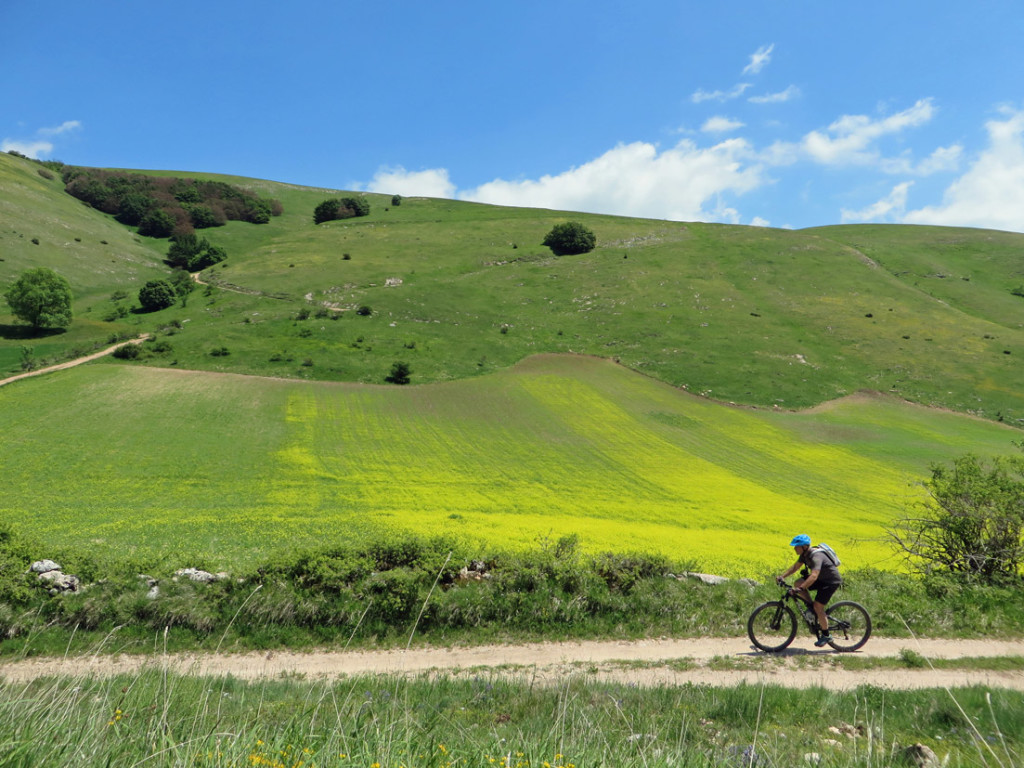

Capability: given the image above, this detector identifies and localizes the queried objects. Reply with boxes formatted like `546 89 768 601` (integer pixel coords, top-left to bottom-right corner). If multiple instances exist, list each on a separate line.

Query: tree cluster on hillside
61 167 282 239
3 267 73 331
543 221 597 256
313 196 371 224
166 233 228 272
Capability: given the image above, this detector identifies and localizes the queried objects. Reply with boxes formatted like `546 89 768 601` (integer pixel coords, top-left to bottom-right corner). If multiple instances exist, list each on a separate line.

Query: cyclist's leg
813 585 839 631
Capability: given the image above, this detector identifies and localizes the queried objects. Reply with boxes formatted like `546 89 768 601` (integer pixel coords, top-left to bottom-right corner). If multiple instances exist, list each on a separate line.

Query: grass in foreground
0 669 1019 767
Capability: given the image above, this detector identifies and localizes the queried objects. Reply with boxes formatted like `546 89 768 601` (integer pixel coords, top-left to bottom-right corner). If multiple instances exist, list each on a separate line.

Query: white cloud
801 99 935 166
459 139 765 223
2 120 81 159
903 107 1024 231
362 165 456 198
38 120 81 137
742 44 774 75
750 216 771 227
915 144 963 175
748 85 801 105
701 116 744 134
880 144 963 175
1 139 54 158
841 182 913 223
691 83 751 104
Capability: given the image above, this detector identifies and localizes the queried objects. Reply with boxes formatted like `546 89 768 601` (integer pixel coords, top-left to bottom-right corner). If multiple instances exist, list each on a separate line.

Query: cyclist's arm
801 568 820 589
778 560 802 581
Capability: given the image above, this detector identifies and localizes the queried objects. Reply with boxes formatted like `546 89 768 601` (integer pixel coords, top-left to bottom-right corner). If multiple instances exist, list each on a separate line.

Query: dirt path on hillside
0 335 149 388
3 637 1023 690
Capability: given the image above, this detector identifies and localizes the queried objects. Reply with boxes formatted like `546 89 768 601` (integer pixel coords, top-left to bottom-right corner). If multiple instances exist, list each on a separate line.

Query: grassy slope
1 354 1017 575
3 154 1024 421
0 156 168 371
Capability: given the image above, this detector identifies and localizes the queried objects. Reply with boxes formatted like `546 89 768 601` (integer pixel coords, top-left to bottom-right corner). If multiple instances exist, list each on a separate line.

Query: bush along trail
2 531 1023 664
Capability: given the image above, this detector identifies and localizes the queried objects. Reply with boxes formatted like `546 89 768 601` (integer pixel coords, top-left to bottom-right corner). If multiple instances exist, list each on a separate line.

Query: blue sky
4 1 1024 231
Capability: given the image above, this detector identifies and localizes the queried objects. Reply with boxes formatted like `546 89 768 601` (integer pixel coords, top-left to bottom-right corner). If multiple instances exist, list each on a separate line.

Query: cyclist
776 534 842 647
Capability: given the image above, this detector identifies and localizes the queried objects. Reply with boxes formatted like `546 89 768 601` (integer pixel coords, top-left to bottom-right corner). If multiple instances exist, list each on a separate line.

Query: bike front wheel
747 601 797 652
825 601 872 651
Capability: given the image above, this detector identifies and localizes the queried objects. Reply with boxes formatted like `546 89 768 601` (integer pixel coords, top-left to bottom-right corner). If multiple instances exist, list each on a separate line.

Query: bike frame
775 581 821 632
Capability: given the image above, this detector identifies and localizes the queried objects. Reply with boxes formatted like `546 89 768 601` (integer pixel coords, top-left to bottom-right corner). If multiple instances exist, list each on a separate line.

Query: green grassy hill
3 152 1024 420
2 151 1023 572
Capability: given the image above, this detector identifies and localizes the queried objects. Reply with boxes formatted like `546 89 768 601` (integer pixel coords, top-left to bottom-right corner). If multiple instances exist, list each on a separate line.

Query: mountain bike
747 580 871 652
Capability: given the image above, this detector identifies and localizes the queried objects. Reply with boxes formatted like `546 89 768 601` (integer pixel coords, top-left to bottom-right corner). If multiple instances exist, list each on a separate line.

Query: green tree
137 209 176 238
189 244 227 271
168 269 195 300
543 222 597 256
186 203 225 229
4 267 73 330
115 192 154 226
385 361 412 385
314 196 371 224
887 451 1024 583
313 199 340 224
138 279 176 312
166 233 203 269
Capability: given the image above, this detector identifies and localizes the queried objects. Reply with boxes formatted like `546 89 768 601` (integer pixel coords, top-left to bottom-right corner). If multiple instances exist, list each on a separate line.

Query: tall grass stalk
899 614 1010 768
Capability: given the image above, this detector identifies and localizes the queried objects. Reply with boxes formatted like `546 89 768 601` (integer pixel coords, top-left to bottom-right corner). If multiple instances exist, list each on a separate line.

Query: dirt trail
3 637 1023 690
0 335 149 388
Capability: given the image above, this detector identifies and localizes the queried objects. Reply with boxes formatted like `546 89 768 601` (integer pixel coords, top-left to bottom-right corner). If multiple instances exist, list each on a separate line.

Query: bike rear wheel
747 601 797 652
825 600 872 651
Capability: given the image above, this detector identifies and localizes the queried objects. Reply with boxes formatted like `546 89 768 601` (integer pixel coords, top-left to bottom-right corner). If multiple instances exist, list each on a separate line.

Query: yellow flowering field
1 354 1018 576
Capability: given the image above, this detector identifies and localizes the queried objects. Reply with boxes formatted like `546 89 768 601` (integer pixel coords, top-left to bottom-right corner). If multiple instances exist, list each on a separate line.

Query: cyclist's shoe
814 633 832 647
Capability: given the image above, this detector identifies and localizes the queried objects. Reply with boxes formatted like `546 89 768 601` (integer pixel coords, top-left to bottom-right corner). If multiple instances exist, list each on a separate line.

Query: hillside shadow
0 324 67 341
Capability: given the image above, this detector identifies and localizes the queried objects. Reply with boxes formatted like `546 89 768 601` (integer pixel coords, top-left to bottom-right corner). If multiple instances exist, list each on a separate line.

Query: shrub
166 235 227 271
313 196 370 224
887 451 1024 584
384 361 411 384
391 194 402 206
138 279 176 312
168 269 195 298
146 339 173 355
112 343 140 360
313 199 339 225
543 221 597 256
188 244 227 271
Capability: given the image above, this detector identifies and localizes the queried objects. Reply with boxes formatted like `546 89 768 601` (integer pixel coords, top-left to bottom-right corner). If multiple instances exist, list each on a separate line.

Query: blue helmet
789 534 811 547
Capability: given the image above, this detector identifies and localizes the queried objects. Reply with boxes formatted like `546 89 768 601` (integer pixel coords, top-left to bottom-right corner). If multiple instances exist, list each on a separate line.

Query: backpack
815 543 841 567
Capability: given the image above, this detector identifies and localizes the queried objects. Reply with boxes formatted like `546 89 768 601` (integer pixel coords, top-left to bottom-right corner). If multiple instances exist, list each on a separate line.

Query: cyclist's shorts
812 583 840 605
